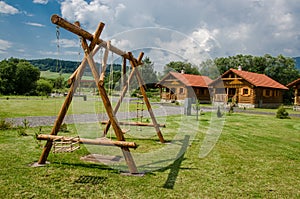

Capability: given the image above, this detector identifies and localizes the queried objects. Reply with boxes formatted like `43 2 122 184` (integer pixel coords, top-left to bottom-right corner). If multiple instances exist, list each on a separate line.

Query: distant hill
28 58 80 73
28 58 122 74
294 57 300 71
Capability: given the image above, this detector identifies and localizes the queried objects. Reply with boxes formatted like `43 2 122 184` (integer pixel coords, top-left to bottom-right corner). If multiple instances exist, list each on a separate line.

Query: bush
0 119 13 130
276 105 290 119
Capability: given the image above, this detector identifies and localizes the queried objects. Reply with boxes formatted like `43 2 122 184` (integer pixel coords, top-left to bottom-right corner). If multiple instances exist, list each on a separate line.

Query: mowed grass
0 112 299 198
40 71 94 80
0 96 151 118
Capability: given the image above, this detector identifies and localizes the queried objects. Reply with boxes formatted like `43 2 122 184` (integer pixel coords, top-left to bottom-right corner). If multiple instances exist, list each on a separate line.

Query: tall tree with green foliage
200 54 299 85
140 57 159 88
15 60 40 95
0 58 40 95
164 61 200 75
0 58 17 94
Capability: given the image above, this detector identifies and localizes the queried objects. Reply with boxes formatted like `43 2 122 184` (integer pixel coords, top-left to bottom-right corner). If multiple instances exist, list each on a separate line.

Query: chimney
181 69 185 74
238 65 242 71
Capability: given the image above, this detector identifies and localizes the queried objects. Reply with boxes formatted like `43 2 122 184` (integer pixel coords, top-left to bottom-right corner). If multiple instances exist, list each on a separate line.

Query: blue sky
1 0 300 67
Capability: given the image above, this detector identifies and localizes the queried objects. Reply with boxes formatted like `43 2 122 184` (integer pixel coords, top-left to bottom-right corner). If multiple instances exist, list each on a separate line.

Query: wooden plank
101 121 166 127
37 134 138 149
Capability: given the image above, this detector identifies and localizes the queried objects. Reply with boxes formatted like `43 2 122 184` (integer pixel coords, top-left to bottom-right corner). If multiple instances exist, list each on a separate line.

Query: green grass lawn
0 96 155 118
40 71 94 80
0 112 299 198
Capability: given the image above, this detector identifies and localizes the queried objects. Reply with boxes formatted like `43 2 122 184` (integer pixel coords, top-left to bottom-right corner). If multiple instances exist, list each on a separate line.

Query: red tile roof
224 69 288 90
287 78 300 88
166 72 213 87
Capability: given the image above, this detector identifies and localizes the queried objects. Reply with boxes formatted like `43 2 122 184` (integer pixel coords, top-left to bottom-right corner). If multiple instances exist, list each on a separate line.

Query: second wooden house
209 68 288 108
156 71 212 103
287 78 300 110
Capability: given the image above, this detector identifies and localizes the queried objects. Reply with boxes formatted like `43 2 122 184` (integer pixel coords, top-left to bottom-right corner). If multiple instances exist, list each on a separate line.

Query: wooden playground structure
36 14 165 174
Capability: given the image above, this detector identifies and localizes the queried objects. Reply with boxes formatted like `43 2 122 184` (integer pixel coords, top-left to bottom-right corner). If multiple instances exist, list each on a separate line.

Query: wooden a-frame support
37 14 165 174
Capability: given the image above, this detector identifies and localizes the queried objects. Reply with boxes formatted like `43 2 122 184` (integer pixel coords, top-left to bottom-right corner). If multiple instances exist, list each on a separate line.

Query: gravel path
6 103 186 127
5 103 300 127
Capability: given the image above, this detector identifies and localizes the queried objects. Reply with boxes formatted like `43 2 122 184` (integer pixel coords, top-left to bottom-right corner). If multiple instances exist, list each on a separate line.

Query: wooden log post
80 38 138 174
102 53 144 136
37 22 104 165
51 14 137 61
37 134 138 149
128 52 165 143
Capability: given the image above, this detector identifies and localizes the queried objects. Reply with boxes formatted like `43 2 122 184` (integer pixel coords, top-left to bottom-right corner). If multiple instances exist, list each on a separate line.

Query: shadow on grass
51 161 119 173
74 175 107 185
158 135 191 189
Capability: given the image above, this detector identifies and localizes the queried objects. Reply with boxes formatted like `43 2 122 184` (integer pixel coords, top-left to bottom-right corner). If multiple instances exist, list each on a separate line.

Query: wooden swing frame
37 14 165 174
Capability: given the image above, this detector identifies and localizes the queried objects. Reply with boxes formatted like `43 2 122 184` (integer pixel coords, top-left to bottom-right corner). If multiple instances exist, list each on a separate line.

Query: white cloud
58 0 300 60
25 22 45 27
0 1 19 14
33 0 48 4
0 39 12 53
52 38 80 48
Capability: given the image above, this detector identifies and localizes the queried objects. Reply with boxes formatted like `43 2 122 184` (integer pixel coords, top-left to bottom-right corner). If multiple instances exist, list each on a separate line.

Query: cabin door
228 88 238 103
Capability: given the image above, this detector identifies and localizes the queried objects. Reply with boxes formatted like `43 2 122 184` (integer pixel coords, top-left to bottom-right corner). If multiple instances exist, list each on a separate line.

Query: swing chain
56 26 61 73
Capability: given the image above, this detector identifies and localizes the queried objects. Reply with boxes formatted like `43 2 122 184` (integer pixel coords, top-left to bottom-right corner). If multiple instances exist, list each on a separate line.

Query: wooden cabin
287 78 300 109
209 68 288 108
156 72 212 103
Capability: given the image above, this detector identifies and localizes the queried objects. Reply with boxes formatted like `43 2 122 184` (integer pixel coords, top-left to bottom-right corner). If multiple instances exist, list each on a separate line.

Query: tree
0 58 40 95
164 61 200 75
0 58 17 94
53 75 66 90
129 57 159 91
140 57 158 88
15 60 40 95
199 59 220 79
36 79 53 96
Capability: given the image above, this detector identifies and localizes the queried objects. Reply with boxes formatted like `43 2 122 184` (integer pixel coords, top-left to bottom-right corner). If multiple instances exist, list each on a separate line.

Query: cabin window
263 89 272 97
274 90 280 97
179 87 184 94
241 87 250 96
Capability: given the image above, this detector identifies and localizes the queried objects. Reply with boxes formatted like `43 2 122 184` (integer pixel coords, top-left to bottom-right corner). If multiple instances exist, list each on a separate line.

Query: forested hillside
28 58 123 74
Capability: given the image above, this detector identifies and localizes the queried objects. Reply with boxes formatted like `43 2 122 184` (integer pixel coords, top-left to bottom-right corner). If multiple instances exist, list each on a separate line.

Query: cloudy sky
1 0 300 67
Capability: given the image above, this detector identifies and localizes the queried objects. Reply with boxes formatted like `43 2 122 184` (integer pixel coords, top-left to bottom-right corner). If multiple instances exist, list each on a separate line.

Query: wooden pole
99 41 110 86
122 57 127 88
102 53 144 136
81 38 138 174
37 134 138 149
128 52 165 143
37 22 104 164
51 14 135 61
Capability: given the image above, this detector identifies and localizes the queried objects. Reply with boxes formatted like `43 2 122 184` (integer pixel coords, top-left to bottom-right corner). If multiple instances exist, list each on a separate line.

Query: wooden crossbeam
51 14 137 61
37 134 138 149
101 121 166 128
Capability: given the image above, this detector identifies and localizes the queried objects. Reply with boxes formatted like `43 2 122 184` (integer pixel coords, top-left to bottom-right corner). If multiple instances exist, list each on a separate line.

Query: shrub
17 127 28 136
0 119 13 130
59 123 69 132
276 105 290 119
